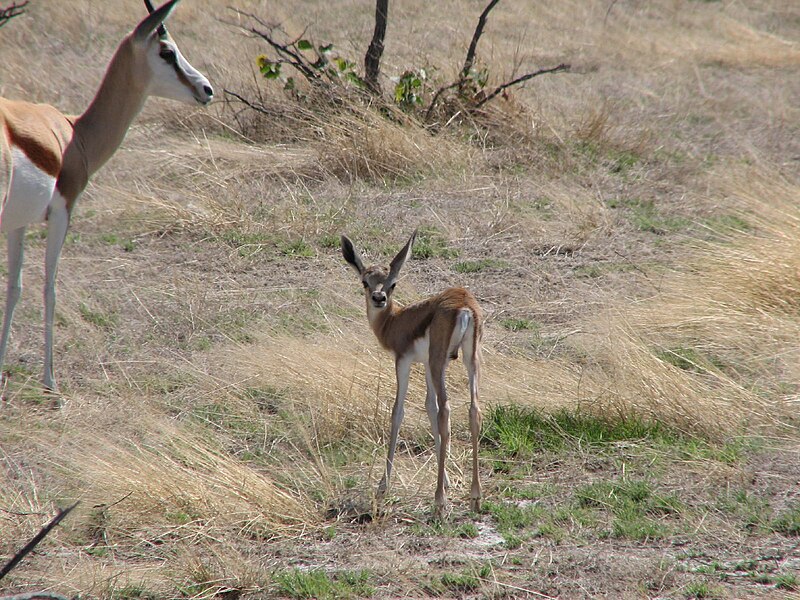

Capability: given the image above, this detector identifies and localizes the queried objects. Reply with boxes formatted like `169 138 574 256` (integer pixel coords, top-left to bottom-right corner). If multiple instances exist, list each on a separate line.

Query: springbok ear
134 0 179 42
143 0 169 38
341 235 365 275
385 230 417 287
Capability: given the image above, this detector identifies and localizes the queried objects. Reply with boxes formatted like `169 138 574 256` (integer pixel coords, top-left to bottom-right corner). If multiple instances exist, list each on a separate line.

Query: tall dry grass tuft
224 83 476 185
567 169 800 436
66 426 316 538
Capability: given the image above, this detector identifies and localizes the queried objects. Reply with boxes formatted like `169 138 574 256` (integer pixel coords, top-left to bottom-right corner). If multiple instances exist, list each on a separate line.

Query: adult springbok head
138 0 213 106
342 231 484 517
0 0 213 394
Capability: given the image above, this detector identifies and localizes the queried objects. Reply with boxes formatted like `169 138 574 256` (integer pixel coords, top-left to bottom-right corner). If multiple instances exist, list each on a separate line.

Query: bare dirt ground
0 1 799 598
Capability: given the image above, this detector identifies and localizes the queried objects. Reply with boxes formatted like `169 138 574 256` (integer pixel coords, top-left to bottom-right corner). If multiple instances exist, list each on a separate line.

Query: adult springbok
0 0 213 392
341 231 483 516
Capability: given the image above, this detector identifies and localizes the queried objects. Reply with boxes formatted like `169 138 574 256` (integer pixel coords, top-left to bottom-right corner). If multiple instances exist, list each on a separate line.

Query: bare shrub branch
461 0 500 80
475 62 571 108
0 1 28 29
426 0 570 124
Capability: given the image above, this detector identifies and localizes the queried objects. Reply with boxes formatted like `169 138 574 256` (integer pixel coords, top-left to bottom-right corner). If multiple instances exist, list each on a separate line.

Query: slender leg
377 355 412 503
0 227 26 387
464 342 483 512
424 364 450 489
43 205 69 393
430 353 451 519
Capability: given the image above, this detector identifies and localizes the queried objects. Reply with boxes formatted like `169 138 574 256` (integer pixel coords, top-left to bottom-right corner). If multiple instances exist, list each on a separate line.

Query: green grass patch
655 346 731 376
575 479 682 540
453 258 509 273
574 262 635 279
220 230 275 257
272 568 374 600
411 227 458 260
683 580 724 599
483 500 544 532
499 317 538 332
772 502 800 536
702 213 752 234
715 489 772 531
482 405 677 458
608 198 689 234
110 585 160 600
279 238 315 258
776 572 799 590
100 232 136 252
79 302 118 330
432 564 491 595
319 234 341 248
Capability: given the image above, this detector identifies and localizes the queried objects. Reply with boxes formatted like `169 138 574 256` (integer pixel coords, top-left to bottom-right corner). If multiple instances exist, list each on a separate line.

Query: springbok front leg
377 355 412 502
0 227 26 388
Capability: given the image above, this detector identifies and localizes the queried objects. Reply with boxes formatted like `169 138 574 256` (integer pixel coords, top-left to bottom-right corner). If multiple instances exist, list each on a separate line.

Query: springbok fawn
0 0 213 392
341 231 483 516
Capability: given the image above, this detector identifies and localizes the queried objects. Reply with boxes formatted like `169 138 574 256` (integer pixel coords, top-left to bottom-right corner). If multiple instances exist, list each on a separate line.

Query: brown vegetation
0 0 798 597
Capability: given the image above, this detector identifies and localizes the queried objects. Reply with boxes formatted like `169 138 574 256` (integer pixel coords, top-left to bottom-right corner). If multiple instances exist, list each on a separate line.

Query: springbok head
133 0 213 106
342 231 417 311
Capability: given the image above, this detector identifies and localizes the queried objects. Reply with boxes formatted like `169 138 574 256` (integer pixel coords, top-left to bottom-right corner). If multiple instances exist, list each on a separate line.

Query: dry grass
1 0 799 597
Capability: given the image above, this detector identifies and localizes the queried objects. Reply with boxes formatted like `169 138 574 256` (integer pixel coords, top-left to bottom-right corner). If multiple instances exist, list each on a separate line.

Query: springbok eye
159 46 176 64
390 282 397 291
362 281 369 289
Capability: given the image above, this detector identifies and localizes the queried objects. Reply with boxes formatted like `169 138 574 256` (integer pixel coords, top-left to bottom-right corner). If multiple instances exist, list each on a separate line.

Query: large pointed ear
341 235 365 276
135 0 179 42
385 230 417 289
143 0 169 38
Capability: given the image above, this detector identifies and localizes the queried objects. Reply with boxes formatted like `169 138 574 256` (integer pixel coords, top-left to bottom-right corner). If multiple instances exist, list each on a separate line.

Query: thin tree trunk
364 0 389 94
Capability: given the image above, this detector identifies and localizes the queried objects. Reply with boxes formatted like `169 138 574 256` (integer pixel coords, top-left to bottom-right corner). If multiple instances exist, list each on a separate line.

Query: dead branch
425 0 571 124
0 1 28 29
227 9 321 83
223 88 271 116
461 0 500 80
475 62 570 108
364 0 389 94
0 502 78 583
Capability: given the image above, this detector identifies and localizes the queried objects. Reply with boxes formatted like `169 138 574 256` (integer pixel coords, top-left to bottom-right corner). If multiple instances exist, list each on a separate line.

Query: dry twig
0 1 27 29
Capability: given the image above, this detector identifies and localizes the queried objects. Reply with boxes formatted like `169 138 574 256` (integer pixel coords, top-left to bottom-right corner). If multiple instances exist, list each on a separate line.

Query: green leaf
297 39 313 50
284 77 295 91
319 43 334 54
335 57 348 72
345 72 364 87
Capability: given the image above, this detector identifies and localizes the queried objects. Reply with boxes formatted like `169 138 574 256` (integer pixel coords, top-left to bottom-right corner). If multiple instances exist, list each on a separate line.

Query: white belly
0 148 56 232
403 309 473 365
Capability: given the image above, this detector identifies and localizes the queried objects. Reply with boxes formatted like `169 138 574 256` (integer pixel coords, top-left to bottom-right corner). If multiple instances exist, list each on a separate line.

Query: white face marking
1 148 57 232
146 37 213 105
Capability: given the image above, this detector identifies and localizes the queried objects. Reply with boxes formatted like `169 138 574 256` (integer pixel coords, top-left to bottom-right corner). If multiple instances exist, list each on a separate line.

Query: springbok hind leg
424 364 450 490
463 343 483 512
42 203 69 394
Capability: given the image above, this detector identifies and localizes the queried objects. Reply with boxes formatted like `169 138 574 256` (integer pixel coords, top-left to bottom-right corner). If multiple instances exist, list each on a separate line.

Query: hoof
470 497 481 513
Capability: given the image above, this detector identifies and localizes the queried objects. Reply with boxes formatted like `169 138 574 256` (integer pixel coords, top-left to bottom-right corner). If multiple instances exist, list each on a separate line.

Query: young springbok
341 231 483 516
0 0 213 392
